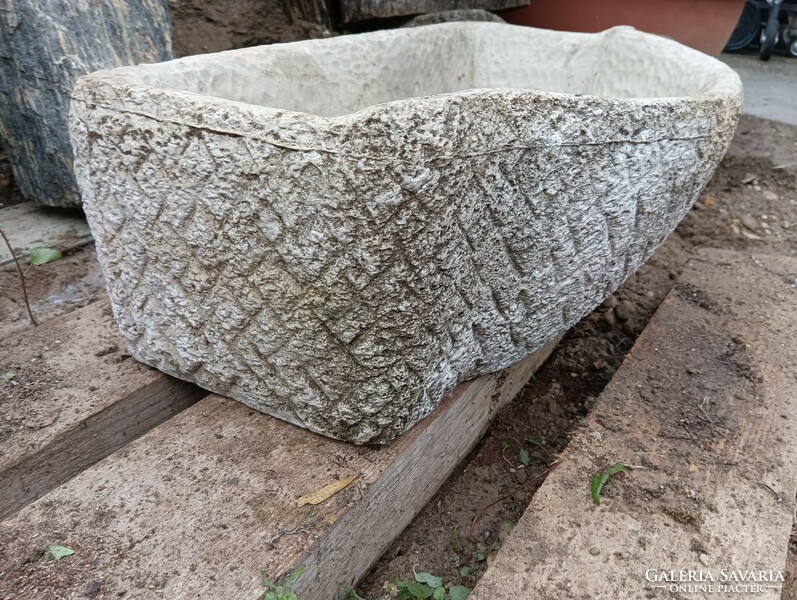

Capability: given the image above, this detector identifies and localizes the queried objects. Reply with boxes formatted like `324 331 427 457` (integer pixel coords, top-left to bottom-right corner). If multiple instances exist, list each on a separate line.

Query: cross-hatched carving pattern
71 85 739 443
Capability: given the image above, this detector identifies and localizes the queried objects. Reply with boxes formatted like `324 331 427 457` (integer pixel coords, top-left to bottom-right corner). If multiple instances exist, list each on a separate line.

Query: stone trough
69 23 742 444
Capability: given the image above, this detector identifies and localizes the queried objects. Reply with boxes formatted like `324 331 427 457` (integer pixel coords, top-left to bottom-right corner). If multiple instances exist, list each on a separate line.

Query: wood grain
0 338 559 599
0 299 206 519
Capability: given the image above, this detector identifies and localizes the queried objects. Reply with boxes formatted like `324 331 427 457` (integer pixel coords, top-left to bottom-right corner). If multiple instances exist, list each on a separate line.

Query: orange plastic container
502 0 746 55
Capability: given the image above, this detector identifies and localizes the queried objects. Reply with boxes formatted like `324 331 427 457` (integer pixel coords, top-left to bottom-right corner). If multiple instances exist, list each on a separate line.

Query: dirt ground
0 247 105 340
167 0 331 57
0 147 99 340
356 115 797 598
0 115 795 598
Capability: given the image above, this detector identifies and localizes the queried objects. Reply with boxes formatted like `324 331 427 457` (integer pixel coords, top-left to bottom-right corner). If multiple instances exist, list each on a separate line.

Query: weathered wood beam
0 299 206 519
0 338 559 599
472 249 797 598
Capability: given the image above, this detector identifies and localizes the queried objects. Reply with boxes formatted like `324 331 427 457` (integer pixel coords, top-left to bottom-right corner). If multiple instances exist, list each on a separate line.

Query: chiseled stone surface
70 23 742 443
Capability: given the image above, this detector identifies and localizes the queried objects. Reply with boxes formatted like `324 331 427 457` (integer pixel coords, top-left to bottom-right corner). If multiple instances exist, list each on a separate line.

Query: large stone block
0 0 172 207
69 23 742 444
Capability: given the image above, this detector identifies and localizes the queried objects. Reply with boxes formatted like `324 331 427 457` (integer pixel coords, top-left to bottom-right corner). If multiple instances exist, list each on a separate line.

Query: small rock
753 185 762 191
699 554 711 567
740 214 760 231
601 295 618 309
622 300 636 314
614 303 630 322
645 290 655 299
85 580 101 598
603 309 616 326
762 190 779 201
589 547 600 556
593 359 608 370
701 195 718 207
741 173 756 184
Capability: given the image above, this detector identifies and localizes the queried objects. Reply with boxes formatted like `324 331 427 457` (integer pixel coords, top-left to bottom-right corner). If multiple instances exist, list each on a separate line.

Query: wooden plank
471 249 797 600
0 299 206 520
0 338 559 599
341 0 528 24
0 203 92 267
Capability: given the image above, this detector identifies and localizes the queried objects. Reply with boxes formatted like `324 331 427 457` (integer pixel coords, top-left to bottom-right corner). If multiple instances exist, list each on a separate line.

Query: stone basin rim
71 86 742 163
72 85 739 127
72 23 742 125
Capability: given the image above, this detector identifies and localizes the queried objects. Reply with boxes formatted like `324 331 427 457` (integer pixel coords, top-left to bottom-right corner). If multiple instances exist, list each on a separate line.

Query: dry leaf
702 195 718 207
296 474 359 507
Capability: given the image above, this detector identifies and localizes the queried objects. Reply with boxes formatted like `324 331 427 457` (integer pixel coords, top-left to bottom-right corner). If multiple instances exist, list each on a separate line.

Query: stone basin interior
119 23 731 118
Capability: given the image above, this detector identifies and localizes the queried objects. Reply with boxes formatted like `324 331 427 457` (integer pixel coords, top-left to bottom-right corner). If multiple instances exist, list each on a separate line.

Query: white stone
69 23 742 443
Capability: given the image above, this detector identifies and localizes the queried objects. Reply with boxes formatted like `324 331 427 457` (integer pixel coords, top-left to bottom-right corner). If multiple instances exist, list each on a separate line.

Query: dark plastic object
760 0 782 59
725 0 761 50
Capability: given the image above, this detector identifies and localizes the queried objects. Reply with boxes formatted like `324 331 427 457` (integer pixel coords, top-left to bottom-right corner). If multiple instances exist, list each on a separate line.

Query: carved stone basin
70 23 742 444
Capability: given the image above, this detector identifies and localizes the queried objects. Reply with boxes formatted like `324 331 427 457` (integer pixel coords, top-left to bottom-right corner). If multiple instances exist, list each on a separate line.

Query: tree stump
0 0 172 207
